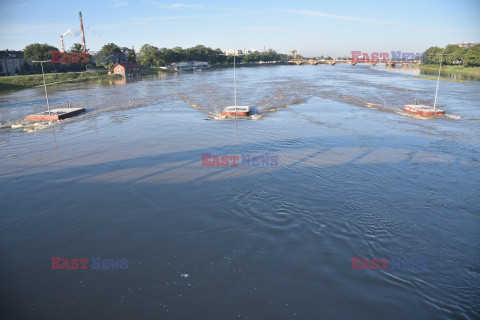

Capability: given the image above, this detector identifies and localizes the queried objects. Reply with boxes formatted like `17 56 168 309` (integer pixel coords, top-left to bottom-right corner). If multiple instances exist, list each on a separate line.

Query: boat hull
404 105 444 117
25 108 86 121
222 106 250 117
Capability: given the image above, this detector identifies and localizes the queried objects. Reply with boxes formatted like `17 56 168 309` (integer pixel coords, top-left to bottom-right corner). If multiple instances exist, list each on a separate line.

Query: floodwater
0 65 479 319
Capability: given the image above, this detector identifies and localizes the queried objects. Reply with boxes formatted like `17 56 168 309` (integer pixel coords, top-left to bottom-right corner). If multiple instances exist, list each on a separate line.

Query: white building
456 42 475 48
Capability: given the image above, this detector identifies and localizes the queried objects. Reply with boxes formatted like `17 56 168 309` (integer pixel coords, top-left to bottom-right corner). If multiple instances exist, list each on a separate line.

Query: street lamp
32 60 51 114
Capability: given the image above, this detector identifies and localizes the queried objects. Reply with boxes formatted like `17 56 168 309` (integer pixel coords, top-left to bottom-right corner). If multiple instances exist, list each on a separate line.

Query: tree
96 43 122 69
23 43 59 73
138 44 160 66
442 44 466 65
463 44 480 67
422 46 443 64
24 43 58 61
127 47 137 63
70 43 85 53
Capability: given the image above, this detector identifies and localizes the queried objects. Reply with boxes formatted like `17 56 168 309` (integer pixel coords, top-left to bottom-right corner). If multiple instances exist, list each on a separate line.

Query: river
0 65 479 319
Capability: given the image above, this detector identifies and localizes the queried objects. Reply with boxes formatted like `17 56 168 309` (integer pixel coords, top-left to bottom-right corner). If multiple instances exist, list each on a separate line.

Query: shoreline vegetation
418 64 480 79
0 67 178 92
0 70 122 92
1 42 477 93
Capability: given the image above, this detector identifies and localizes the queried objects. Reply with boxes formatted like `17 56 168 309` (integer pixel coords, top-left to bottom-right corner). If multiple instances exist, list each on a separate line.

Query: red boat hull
404 105 444 117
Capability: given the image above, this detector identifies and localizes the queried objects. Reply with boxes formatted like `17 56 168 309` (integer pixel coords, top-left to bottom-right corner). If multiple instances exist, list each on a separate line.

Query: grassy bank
419 64 480 78
0 70 122 92
407 76 469 83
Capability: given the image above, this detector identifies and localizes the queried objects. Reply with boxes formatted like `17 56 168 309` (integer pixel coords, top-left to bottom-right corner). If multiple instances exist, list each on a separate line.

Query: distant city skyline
0 0 479 57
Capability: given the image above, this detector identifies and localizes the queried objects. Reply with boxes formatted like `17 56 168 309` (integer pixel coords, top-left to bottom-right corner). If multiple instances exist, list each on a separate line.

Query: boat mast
430 52 453 111
32 60 51 115
234 52 237 107
433 54 443 111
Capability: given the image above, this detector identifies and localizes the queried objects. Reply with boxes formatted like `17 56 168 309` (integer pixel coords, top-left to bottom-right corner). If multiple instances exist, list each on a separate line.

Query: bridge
287 59 420 67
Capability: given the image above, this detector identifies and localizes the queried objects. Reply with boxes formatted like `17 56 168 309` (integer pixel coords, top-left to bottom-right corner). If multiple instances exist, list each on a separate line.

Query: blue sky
0 0 479 56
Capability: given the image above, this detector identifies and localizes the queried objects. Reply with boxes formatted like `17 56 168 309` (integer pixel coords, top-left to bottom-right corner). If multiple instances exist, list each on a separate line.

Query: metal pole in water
33 60 51 115
234 51 238 139
41 62 51 115
234 53 237 107
433 54 443 111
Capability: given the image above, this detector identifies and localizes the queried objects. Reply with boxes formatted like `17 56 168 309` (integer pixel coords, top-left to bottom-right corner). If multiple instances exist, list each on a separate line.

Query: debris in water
180 273 189 278
11 123 24 129
446 114 461 119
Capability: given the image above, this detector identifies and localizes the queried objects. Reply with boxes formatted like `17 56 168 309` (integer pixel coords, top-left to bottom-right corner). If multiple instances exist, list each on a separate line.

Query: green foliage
136 44 283 66
70 43 85 53
24 43 58 62
101 43 121 55
442 44 466 65
463 44 480 67
242 49 281 63
127 48 137 63
138 44 161 66
422 46 443 64
23 43 59 73
0 70 117 92
423 44 479 66
97 43 122 69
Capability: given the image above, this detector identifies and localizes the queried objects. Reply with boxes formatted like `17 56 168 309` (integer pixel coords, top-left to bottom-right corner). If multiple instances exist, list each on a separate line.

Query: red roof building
112 63 141 77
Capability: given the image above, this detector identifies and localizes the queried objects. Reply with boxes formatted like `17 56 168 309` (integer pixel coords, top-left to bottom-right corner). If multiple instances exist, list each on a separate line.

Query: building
0 50 25 76
224 49 260 56
224 49 244 56
289 49 299 57
169 61 211 71
112 63 141 77
456 42 475 48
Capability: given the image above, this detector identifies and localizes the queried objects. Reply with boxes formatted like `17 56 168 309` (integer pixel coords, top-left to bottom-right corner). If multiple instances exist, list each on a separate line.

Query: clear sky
0 0 479 56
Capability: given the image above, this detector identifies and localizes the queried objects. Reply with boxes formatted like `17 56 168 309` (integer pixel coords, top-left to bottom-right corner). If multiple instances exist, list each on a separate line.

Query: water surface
0 65 479 319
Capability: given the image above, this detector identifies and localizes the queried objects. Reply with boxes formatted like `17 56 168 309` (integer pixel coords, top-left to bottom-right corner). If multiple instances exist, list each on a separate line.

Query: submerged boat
222 106 250 117
404 104 444 117
25 107 86 121
404 53 449 117
221 49 250 118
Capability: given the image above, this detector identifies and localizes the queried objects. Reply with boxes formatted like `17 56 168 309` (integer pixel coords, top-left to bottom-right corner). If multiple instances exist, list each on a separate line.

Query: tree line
136 44 287 67
422 44 480 66
7 42 288 76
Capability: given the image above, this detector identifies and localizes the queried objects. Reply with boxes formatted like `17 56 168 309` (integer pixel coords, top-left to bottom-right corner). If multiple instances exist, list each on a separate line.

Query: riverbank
0 71 122 93
419 64 480 79
0 68 181 93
